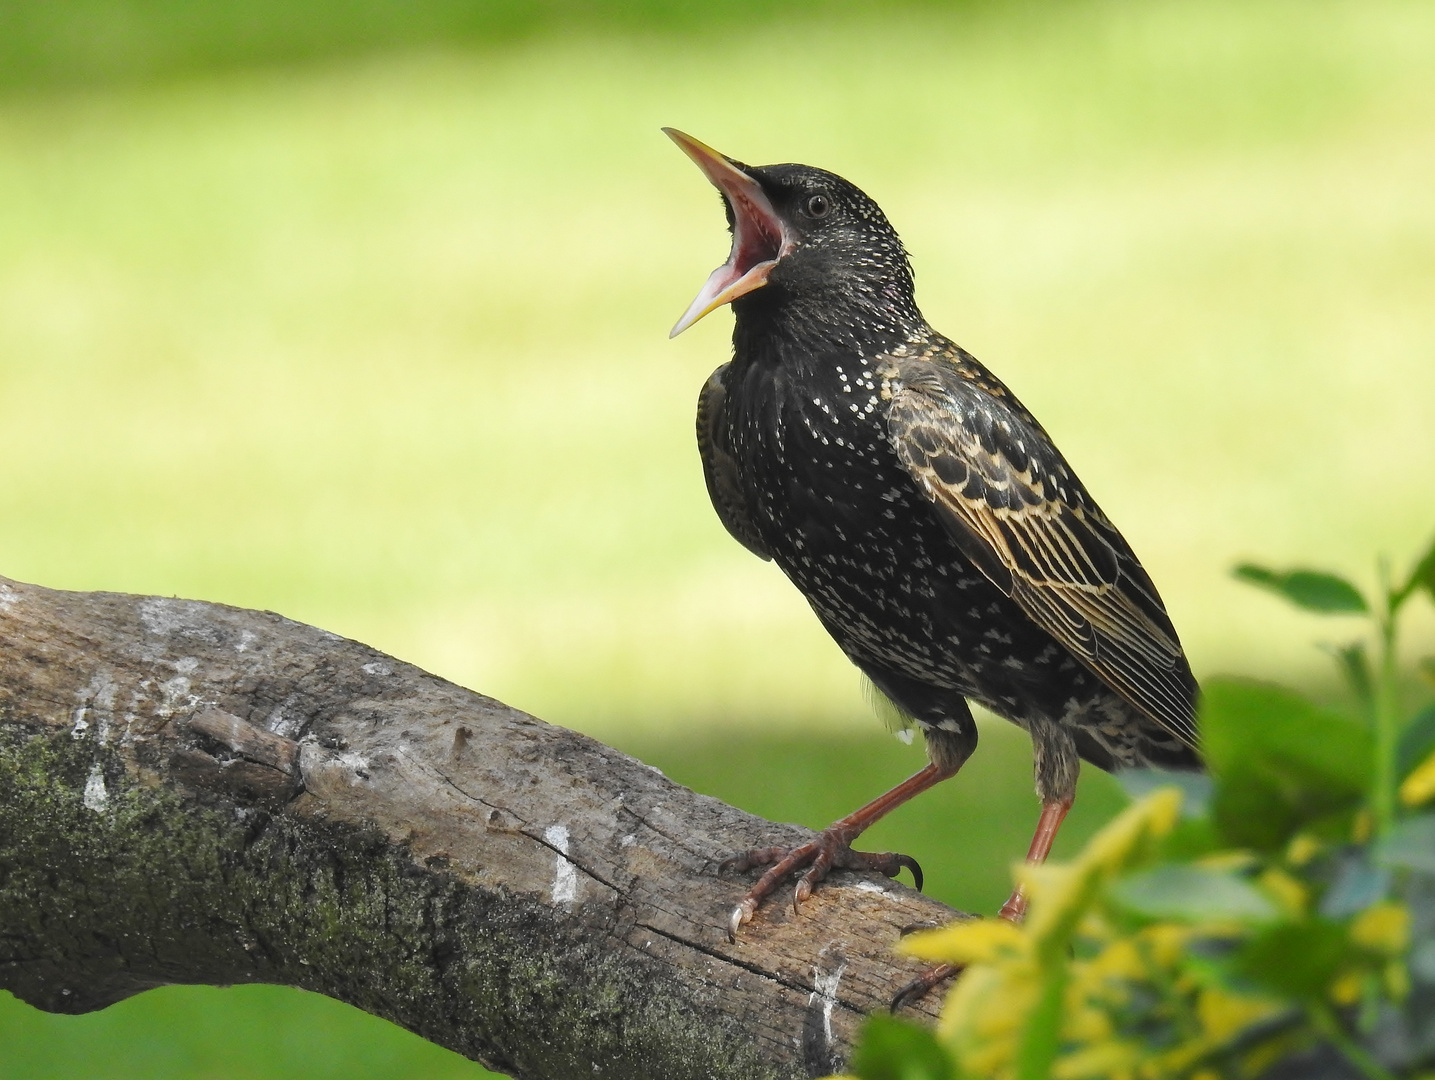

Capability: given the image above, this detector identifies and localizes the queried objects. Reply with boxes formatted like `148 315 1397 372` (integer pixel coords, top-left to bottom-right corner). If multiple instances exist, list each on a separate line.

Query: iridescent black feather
695 160 1200 804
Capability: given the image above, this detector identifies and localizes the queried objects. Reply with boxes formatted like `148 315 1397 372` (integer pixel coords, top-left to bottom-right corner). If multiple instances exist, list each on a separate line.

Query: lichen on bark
0 576 954 1080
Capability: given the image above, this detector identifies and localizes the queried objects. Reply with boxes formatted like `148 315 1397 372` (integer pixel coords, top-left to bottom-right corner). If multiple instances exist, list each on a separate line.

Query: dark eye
805 193 831 218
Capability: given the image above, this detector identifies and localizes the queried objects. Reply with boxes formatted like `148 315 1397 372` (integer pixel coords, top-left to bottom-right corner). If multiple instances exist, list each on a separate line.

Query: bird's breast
721 353 1010 690
728 354 912 536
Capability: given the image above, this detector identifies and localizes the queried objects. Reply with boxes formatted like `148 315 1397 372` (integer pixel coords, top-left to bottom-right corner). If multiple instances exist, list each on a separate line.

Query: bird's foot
720 827 923 940
891 963 961 1011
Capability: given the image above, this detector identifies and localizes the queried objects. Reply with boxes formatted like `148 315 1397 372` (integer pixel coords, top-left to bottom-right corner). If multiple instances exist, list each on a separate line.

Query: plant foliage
840 534 1435 1080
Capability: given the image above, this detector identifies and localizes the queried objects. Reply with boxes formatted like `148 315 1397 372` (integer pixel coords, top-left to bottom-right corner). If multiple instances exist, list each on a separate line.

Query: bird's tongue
666 128 791 337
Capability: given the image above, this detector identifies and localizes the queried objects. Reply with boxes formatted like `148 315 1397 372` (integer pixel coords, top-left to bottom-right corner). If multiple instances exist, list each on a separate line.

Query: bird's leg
722 761 957 940
893 796 1074 1010
997 796 1073 922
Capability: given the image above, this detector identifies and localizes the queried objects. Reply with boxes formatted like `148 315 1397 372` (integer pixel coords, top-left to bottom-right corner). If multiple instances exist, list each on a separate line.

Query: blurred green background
1 0 1433 1076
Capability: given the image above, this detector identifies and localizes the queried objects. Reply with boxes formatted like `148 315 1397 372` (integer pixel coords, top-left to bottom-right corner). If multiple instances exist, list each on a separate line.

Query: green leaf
1401 534 1435 606
1113 864 1279 923
1322 640 1374 713
1398 702 1435 781
1015 966 1066 1080
1374 813 1435 874
1156 816 1223 862
1210 764 1303 851
1234 564 1368 614
850 1013 957 1080
1201 679 1375 850
1419 657 1435 687
1232 920 1350 1000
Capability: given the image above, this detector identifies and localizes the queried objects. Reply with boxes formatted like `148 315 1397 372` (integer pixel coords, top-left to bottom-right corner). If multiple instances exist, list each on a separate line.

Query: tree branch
0 576 957 1080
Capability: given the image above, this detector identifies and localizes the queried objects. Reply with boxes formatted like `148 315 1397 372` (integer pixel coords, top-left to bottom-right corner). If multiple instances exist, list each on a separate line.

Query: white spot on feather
0 583 17 612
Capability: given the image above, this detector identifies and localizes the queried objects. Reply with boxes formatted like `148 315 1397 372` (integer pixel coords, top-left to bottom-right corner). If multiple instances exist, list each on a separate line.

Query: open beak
665 128 793 337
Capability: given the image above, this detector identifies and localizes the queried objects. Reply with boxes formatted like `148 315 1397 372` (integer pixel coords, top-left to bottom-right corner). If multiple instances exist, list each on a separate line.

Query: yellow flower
901 916 1024 966
1257 868 1308 918
1351 901 1410 956
1143 923 1196 969
1400 747 1435 807
1352 809 1373 844
1286 833 1322 866
1062 998 1115 1044
1329 969 1363 1006
1080 790 1182 874
1196 850 1258 873
1052 1040 1142 1079
1197 986 1284 1044
1385 959 1411 1002
1145 1038 1215 1077
930 792 1185 1079
1082 937 1147 983
939 960 1041 1077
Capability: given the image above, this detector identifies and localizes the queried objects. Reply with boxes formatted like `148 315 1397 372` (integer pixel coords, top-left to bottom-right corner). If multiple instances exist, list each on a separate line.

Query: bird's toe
890 963 961 1012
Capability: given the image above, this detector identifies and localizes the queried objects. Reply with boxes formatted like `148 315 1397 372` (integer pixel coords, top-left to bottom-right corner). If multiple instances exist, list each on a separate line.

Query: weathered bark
0 576 958 1080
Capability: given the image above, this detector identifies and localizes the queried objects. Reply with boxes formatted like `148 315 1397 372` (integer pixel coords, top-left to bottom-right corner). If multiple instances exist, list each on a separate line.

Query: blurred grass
1 0 1434 1077
0 985 484 1079
0 0 980 92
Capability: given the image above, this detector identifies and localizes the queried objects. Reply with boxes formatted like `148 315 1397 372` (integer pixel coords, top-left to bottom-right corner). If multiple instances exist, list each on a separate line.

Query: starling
665 129 1200 944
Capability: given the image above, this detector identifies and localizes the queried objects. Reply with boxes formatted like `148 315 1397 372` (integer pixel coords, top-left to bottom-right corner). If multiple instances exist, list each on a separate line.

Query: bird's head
665 129 921 344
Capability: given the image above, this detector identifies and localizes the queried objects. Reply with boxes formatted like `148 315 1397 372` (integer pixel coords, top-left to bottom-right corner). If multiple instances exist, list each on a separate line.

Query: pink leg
998 797 1073 921
724 762 958 939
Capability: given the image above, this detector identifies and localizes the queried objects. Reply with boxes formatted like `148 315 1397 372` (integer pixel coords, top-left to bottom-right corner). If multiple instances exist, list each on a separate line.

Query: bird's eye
805 194 831 218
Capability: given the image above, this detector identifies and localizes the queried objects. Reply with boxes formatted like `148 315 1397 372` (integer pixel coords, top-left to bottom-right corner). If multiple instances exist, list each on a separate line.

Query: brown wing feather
698 365 771 561
886 356 1198 747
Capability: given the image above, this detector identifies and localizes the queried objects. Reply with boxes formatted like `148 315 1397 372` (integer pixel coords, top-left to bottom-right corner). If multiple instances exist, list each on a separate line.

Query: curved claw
793 849 835 912
793 877 812 911
890 963 961 1012
857 850 924 891
727 897 757 942
897 853 923 892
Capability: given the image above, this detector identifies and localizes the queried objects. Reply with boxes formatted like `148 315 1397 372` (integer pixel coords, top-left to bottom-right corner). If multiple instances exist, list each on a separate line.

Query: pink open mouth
665 129 794 337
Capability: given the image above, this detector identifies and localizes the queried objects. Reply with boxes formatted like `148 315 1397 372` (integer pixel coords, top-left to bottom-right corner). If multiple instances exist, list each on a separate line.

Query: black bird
665 129 1200 942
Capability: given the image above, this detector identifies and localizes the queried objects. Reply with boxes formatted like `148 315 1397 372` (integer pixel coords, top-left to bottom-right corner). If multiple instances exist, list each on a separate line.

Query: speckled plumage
693 161 1200 806
668 133 1199 938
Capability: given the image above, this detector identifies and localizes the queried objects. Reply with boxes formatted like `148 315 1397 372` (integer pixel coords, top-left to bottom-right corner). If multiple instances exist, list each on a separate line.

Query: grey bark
0 575 958 1080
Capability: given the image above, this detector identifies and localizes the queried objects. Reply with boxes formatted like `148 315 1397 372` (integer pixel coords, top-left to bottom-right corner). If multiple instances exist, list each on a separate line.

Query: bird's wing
697 364 771 560
886 357 1197 746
